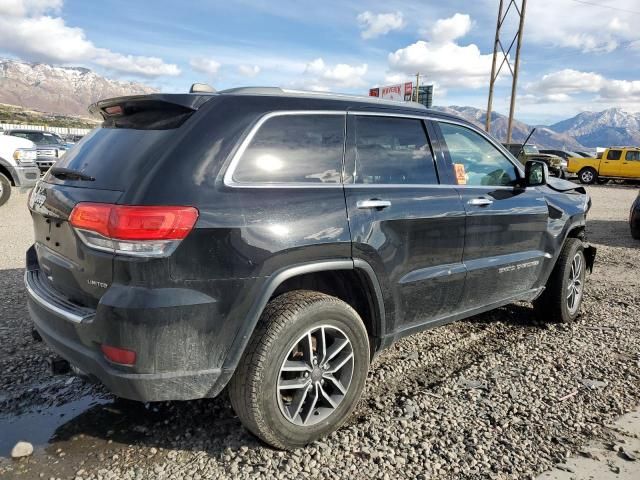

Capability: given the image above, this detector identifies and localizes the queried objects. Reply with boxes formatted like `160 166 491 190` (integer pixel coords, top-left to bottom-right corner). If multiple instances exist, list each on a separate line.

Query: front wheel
534 238 587 323
578 168 597 184
228 290 370 450
0 173 11 207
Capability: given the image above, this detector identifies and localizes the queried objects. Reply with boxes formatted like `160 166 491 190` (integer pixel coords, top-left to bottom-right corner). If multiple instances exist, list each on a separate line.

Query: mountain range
0 59 156 118
1 58 639 149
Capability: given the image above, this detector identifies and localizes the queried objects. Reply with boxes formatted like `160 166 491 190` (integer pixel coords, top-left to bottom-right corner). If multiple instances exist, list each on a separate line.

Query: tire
578 168 597 184
228 290 370 450
0 172 11 207
533 238 586 323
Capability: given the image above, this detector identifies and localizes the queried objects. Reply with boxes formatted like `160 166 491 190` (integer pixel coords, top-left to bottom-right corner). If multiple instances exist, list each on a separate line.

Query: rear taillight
101 344 136 366
69 203 198 257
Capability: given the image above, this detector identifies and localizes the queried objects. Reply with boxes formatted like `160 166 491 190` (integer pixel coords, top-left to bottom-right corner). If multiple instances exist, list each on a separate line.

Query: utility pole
486 0 528 143
415 72 421 103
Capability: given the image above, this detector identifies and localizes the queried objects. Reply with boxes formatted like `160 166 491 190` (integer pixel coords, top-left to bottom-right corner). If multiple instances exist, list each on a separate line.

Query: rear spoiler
89 94 216 129
89 93 215 118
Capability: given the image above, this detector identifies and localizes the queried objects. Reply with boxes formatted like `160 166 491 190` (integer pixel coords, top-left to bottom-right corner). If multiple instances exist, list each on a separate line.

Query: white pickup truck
0 133 40 206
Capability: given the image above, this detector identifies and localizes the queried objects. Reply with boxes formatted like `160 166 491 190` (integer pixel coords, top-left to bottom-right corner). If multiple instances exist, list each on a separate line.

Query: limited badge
454 163 466 185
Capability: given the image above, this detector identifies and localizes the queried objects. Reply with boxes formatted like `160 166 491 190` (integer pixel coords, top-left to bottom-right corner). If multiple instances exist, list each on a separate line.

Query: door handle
468 198 493 207
357 199 391 209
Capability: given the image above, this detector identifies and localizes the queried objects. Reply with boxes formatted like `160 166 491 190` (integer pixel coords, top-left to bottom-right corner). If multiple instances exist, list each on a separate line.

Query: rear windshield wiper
49 167 95 181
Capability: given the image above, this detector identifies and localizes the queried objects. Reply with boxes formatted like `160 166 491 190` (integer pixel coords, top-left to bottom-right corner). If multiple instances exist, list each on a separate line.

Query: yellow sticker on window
454 163 466 185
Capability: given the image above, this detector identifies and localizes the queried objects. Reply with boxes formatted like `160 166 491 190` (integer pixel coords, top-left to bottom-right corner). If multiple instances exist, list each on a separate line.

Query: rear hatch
28 94 213 307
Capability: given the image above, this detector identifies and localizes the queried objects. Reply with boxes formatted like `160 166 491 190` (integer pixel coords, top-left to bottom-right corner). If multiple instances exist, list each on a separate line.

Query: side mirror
524 160 548 187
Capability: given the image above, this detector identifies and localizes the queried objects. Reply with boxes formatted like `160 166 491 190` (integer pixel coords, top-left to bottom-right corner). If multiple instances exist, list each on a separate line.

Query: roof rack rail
216 86 428 110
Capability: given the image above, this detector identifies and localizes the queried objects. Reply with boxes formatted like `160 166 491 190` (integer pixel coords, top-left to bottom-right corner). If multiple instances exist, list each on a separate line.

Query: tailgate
28 181 122 308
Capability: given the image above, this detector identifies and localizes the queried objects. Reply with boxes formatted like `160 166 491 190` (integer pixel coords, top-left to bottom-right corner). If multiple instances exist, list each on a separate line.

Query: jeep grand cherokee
25 87 596 449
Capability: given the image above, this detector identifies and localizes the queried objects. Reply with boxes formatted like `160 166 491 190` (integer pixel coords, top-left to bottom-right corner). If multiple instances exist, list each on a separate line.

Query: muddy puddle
0 393 111 457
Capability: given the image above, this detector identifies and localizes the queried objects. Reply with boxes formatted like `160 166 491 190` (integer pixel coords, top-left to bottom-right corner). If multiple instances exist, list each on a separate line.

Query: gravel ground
0 185 639 479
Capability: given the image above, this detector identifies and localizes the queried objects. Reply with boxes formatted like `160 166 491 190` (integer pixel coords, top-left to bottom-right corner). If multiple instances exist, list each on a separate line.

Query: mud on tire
228 290 370 450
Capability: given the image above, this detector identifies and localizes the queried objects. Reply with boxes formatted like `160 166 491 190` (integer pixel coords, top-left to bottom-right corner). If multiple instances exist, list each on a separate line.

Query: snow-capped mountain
549 108 640 148
434 106 585 150
0 59 157 118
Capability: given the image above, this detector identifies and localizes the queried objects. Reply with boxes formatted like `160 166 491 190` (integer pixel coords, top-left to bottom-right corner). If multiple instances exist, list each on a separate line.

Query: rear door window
353 115 438 185
232 114 345 184
625 151 640 161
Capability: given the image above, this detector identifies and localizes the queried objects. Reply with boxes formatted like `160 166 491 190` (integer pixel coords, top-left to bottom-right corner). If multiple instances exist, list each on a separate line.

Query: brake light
69 203 198 257
101 344 136 365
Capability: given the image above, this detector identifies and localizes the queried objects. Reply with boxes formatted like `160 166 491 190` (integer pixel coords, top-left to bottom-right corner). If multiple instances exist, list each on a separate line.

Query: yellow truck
567 147 640 184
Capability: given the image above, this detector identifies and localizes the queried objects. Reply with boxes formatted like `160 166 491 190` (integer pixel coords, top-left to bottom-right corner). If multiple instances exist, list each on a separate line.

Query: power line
568 0 640 16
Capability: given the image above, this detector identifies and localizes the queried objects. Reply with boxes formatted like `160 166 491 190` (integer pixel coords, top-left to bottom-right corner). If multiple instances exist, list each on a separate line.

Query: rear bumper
25 262 230 402
29 297 223 401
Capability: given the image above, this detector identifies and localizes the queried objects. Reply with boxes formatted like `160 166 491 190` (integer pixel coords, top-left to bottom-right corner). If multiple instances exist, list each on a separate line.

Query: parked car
4 129 69 173
567 147 640 184
25 87 596 449
502 143 564 177
574 151 593 158
539 149 586 176
0 133 39 206
631 191 640 240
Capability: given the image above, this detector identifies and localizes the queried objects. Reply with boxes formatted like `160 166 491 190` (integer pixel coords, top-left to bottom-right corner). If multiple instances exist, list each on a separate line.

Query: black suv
25 88 596 449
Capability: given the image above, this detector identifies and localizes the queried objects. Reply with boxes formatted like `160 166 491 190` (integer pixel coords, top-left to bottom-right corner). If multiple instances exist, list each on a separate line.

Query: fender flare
218 258 386 381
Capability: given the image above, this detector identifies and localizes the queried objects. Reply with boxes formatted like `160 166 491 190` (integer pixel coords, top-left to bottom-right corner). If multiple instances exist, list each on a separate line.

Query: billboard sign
369 82 415 101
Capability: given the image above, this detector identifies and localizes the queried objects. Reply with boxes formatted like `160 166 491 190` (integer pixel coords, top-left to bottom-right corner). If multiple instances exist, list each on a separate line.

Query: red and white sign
369 82 414 101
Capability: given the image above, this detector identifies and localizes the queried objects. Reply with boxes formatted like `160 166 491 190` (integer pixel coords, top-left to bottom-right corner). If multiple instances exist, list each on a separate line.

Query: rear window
47 127 179 190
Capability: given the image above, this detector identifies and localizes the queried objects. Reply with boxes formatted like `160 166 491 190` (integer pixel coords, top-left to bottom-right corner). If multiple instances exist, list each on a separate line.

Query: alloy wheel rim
567 252 584 314
582 171 593 182
277 325 354 426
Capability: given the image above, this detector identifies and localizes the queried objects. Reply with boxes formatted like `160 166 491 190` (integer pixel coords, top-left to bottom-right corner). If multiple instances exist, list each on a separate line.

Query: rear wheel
0 173 11 207
228 290 370 450
534 238 586 323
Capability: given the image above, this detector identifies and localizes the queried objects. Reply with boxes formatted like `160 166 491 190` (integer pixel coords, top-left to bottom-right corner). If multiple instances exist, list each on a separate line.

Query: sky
0 0 639 124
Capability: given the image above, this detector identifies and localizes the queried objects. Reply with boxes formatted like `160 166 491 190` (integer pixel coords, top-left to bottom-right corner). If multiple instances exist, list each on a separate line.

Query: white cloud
525 0 640 53
304 57 368 89
237 64 260 77
386 13 492 90
429 13 472 43
189 57 221 76
388 41 493 89
0 0 61 17
526 69 640 104
357 11 404 39
383 73 408 85
0 0 180 77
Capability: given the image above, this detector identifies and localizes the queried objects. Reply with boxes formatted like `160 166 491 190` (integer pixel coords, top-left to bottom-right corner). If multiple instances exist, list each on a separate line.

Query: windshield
522 145 539 154
11 131 64 145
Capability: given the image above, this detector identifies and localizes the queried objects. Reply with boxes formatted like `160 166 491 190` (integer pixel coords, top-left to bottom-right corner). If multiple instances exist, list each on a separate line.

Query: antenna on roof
189 83 216 93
